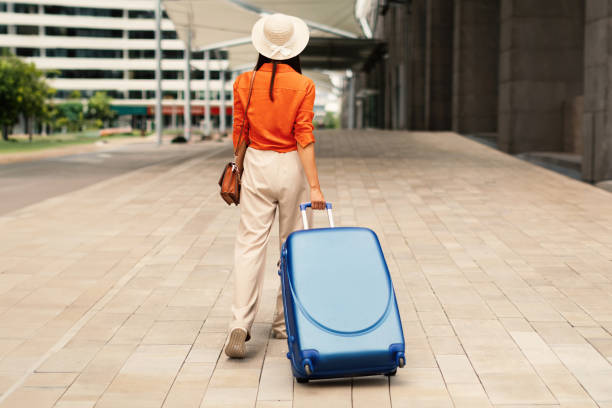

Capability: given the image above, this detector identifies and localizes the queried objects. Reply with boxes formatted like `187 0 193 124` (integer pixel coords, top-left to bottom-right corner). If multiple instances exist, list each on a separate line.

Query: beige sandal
224 328 248 358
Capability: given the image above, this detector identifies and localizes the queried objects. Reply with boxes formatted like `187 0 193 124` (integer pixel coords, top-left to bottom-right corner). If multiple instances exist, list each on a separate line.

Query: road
0 141 231 216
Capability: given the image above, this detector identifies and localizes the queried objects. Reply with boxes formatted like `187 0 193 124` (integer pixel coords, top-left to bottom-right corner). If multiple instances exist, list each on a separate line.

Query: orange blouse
232 63 315 153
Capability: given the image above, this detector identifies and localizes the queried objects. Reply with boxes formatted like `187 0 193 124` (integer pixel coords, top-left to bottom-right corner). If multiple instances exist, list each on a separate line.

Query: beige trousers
230 148 310 339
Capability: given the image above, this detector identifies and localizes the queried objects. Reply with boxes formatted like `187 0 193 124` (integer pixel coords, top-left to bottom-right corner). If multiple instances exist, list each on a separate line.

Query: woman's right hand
310 186 326 210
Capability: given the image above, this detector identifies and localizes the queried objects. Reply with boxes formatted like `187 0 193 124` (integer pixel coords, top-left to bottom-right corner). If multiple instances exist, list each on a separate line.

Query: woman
225 13 326 358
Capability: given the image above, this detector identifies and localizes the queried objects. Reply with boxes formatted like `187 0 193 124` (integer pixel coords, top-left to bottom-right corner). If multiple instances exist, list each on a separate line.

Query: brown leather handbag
219 70 256 205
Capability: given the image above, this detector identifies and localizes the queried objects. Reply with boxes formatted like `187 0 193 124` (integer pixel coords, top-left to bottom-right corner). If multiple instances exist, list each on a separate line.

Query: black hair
255 54 302 101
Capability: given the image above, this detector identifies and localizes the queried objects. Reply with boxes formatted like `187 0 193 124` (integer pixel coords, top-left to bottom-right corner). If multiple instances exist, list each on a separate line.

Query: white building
0 0 230 130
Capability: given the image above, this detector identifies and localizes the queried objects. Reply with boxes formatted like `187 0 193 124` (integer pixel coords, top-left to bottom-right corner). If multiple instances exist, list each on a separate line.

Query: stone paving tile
162 362 214 408
1 131 612 407
352 377 391 408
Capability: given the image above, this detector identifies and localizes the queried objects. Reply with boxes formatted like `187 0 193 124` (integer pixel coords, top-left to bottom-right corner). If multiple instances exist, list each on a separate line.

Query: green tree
20 62 55 140
323 111 340 129
86 91 116 128
0 52 23 140
0 51 54 140
56 91 84 132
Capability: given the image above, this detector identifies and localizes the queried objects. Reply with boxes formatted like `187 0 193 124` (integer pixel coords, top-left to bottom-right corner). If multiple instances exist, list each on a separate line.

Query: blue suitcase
279 202 405 383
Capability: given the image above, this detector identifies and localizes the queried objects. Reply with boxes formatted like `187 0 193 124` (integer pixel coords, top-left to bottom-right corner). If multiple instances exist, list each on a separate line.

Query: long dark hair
255 54 302 101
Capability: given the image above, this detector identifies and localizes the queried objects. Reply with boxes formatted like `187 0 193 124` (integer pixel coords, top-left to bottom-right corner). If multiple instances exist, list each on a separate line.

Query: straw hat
251 13 310 60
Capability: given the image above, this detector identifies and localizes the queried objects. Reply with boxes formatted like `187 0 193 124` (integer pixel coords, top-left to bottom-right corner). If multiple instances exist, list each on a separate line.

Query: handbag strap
234 69 257 156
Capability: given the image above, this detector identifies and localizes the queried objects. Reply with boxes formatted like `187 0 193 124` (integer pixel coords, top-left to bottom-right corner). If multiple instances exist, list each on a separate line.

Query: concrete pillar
410 0 427 129
348 71 355 130
583 1 612 182
452 0 500 134
382 4 409 130
425 0 454 130
498 0 584 154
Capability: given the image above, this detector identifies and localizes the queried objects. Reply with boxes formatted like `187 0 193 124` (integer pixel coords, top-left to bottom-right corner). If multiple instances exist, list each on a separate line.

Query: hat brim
251 15 310 61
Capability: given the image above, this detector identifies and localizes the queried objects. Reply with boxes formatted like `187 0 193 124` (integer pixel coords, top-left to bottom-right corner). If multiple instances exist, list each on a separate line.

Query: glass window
145 90 155 99
128 9 154 19
54 90 70 98
43 6 122 17
128 30 154 39
128 49 155 59
15 47 40 57
210 50 228 60
46 48 123 58
52 69 123 79
209 70 220 80
162 49 183 59
129 70 154 79
16 25 39 35
127 30 177 39
0 3 7 12
162 10 168 18
45 26 123 38
163 90 178 99
104 90 124 99
192 70 204 80
13 3 38 13
0 25 7 34
162 70 183 80
128 90 143 99
162 30 177 39
191 50 228 60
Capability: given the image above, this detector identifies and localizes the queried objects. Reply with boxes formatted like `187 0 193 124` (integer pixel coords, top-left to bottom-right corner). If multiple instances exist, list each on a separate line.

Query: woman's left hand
310 186 326 210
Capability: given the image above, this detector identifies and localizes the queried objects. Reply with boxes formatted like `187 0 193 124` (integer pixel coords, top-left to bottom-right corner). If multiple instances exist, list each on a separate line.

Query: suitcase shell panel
280 226 405 380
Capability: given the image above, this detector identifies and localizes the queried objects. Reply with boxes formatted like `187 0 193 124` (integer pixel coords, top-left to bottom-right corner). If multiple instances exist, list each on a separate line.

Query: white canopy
164 0 260 50
164 0 364 54
236 0 362 38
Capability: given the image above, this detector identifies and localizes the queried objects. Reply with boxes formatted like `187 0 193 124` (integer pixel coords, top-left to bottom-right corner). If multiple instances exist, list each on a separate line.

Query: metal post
204 50 211 137
220 68 226 135
184 26 192 141
154 0 163 145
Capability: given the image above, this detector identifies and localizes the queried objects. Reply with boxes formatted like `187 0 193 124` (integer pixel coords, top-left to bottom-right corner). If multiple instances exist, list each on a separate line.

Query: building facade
354 0 611 184
0 0 232 131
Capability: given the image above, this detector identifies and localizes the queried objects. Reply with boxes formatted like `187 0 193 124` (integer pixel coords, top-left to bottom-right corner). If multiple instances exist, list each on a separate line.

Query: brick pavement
0 130 611 407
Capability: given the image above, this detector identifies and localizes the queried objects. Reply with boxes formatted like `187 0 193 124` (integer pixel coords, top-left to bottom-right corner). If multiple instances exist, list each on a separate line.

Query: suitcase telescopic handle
299 202 334 230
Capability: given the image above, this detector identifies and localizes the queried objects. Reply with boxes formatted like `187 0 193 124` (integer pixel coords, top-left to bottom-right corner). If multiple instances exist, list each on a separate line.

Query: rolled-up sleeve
294 80 315 147
232 75 249 151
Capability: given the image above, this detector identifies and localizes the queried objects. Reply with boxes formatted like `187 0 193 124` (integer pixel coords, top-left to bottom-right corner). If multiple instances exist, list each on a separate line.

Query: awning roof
300 37 383 70
234 0 362 38
164 0 258 49
164 0 365 51
164 0 379 71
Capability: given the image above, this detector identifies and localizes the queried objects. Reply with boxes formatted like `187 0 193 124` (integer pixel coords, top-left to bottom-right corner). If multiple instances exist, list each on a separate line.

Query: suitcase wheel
398 356 406 368
385 368 397 377
304 363 313 376
296 377 309 383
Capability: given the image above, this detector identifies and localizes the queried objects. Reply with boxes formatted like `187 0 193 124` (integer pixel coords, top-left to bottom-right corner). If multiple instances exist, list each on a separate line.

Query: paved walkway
0 130 611 408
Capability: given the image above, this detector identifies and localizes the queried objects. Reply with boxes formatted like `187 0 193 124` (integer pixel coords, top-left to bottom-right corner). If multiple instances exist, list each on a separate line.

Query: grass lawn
0 130 146 154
